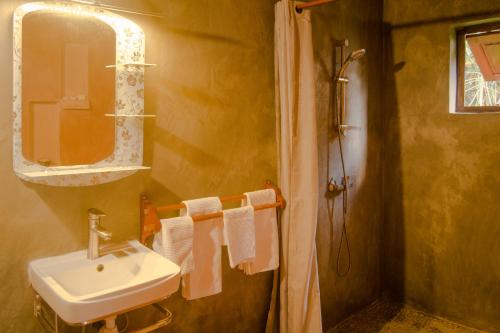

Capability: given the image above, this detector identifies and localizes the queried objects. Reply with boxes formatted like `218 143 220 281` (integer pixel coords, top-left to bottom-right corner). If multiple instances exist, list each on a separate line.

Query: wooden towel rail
139 180 286 244
295 0 339 11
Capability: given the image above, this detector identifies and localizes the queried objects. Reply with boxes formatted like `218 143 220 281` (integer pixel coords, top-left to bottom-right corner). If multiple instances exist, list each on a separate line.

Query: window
456 23 500 113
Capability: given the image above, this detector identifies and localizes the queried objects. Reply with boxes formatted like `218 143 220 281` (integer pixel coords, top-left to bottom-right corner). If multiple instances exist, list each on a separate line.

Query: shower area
307 0 500 332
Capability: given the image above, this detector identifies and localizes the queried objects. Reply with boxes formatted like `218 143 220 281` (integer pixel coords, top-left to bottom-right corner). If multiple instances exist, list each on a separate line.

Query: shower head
347 48 366 62
337 48 366 78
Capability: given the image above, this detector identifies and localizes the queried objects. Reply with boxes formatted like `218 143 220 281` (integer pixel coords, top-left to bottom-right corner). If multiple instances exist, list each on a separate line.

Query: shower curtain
269 1 322 332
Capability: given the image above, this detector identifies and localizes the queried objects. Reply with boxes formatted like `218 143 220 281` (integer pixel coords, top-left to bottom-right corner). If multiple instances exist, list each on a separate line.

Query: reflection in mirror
22 12 116 166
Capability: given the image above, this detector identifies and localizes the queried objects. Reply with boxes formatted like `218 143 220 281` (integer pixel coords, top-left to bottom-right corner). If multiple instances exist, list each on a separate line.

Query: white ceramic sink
28 240 180 324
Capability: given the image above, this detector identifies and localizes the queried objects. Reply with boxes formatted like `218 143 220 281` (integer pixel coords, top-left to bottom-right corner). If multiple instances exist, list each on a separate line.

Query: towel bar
139 180 286 244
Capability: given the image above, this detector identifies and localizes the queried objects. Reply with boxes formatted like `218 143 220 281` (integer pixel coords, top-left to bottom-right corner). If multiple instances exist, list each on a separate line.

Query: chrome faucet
87 208 112 260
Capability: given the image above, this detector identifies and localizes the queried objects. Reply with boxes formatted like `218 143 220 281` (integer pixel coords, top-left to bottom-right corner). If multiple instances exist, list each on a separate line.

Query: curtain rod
295 0 340 13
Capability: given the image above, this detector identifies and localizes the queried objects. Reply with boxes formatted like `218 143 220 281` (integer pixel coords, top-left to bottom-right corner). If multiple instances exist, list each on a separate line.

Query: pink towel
180 197 223 300
240 189 279 274
223 206 256 268
152 216 194 276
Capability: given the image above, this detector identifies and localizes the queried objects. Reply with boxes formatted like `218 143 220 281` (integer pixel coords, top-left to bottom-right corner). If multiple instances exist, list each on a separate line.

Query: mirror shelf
104 114 157 118
19 165 150 187
21 165 150 178
13 2 150 186
105 63 157 69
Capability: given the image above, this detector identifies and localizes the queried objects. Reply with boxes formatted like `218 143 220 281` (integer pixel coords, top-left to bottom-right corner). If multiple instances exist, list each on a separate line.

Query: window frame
456 22 500 113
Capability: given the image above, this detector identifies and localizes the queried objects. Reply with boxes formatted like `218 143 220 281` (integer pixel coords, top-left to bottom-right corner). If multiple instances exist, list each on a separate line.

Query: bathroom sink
28 240 180 324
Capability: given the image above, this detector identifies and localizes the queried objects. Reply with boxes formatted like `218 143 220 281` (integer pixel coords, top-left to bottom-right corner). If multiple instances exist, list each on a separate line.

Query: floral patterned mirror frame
13 2 148 186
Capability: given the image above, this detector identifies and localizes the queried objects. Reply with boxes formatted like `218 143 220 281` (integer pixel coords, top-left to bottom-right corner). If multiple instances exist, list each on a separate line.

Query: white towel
152 216 194 276
223 206 256 268
180 197 223 300
240 189 279 274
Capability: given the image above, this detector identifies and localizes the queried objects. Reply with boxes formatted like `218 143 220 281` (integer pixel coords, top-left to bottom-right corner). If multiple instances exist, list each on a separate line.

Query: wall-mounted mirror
13 2 153 186
22 12 116 166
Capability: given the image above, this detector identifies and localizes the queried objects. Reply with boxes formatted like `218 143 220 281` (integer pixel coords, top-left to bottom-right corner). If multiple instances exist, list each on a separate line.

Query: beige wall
0 1 276 332
383 1 500 331
0 0 387 331
313 0 384 330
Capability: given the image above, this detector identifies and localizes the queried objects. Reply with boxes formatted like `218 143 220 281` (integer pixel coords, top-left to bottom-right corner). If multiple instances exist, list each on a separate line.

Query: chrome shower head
347 48 366 62
337 48 366 78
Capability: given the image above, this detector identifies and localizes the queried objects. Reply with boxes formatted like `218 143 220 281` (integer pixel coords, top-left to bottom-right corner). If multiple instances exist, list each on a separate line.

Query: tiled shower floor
329 298 488 333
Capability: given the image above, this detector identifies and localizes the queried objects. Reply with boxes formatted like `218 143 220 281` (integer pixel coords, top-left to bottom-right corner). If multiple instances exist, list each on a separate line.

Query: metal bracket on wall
34 293 94 332
33 293 173 333
34 294 64 333
128 303 173 333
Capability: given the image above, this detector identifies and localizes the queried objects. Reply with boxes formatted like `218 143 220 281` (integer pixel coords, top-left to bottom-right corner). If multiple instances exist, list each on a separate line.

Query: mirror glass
21 12 115 166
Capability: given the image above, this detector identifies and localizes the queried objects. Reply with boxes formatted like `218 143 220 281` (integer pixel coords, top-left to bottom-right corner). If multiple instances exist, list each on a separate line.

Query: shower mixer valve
328 176 353 192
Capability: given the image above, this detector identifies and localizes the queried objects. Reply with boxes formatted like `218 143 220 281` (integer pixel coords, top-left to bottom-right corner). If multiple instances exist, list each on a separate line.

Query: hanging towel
223 206 256 268
180 197 223 300
240 189 279 274
152 216 194 276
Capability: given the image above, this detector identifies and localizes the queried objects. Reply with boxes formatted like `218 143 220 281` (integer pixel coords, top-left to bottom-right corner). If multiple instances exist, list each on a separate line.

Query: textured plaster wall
312 0 384 330
0 1 276 332
383 1 500 332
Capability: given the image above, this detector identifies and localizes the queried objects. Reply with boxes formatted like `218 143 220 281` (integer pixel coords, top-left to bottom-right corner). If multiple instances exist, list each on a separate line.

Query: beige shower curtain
269 1 323 332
